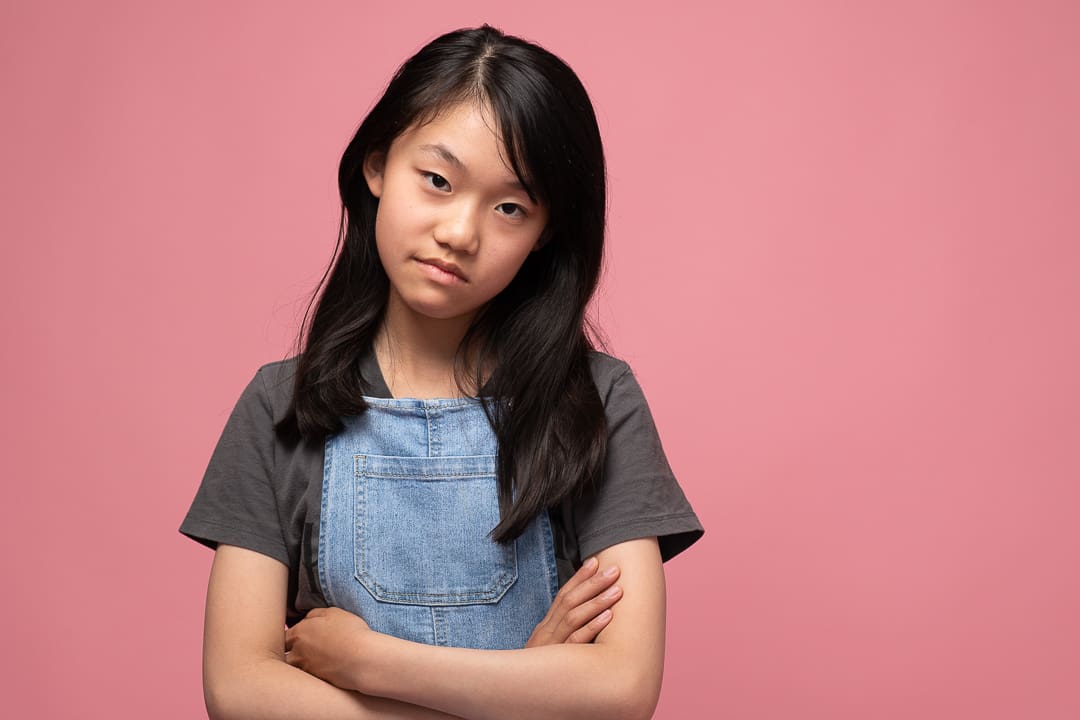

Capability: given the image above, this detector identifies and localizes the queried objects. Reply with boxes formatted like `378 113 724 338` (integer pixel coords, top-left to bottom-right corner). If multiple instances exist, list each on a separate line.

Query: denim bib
318 397 559 649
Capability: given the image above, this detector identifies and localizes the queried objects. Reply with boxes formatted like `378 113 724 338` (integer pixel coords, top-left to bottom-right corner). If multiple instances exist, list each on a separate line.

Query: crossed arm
203 537 666 720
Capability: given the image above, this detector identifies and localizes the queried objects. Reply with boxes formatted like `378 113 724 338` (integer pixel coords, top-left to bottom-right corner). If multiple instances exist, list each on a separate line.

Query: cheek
484 244 536 290
373 193 423 254
372 210 393 266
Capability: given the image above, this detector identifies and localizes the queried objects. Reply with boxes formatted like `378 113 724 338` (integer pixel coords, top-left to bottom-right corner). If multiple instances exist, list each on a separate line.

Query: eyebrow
417 142 531 196
419 143 464 171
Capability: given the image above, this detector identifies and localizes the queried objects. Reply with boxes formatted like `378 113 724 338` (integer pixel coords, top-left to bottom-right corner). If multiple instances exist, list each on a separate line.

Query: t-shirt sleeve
179 366 289 566
574 363 704 562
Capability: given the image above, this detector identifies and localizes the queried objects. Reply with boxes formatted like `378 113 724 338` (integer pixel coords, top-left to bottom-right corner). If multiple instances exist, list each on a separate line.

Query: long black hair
279 24 608 543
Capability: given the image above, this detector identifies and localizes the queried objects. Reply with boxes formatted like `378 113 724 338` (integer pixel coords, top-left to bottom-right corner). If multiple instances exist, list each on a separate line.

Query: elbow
203 663 261 720
600 702 655 720
612 689 661 720
203 647 288 720
600 667 662 720
204 674 237 720
205 683 255 720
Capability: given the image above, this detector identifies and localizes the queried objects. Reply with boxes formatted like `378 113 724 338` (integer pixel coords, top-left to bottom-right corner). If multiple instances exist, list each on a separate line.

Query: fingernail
585 557 598 570
603 565 618 577
603 585 621 599
597 609 612 621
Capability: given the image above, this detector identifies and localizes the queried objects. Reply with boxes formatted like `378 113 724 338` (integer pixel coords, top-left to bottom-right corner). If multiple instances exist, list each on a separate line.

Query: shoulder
569 350 706 562
585 350 634 403
245 355 301 425
586 350 653 419
254 354 301 386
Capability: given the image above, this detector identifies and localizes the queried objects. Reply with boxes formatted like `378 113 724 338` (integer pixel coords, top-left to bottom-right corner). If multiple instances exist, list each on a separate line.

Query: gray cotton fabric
180 350 704 625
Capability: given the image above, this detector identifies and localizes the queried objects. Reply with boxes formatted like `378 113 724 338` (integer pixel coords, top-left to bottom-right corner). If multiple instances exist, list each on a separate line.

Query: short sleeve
573 363 704 562
179 367 289 566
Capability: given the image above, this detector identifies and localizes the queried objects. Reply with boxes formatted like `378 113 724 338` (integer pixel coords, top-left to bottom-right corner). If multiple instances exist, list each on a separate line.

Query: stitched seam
577 511 701 543
359 471 496 478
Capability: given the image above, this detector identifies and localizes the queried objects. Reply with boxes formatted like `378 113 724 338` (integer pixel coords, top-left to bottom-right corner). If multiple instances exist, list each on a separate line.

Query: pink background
2 1 1078 717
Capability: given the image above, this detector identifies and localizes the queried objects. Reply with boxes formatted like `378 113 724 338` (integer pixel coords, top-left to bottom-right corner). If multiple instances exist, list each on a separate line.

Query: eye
421 171 451 192
496 202 526 218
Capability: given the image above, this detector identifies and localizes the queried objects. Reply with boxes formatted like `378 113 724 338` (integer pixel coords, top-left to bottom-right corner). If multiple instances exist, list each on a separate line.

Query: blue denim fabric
318 397 559 649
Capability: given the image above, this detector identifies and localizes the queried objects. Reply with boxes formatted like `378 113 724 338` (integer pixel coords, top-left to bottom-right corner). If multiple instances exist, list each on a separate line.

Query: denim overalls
318 397 559 650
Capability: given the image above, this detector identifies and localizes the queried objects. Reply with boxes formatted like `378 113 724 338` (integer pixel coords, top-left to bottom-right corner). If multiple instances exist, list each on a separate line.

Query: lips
416 257 468 282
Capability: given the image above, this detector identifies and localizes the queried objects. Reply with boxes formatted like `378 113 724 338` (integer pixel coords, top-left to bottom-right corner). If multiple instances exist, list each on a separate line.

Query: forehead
394 100 524 183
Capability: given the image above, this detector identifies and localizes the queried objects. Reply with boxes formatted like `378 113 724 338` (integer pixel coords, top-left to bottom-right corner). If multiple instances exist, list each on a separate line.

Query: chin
402 298 478 323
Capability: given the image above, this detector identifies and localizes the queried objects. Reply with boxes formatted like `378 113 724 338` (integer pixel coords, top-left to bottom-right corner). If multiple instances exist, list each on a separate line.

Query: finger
559 564 620 613
530 561 618 645
565 608 614 644
539 565 620 642
559 556 600 597
557 583 622 635
531 558 600 630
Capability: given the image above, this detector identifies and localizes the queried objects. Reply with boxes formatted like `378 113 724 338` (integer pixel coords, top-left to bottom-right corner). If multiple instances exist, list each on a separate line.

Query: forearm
354 538 668 720
281 539 667 720
206 651 463 720
359 635 662 720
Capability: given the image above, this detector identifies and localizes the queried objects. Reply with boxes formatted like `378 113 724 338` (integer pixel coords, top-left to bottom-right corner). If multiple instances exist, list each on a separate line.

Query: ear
531 225 552 252
363 150 387 198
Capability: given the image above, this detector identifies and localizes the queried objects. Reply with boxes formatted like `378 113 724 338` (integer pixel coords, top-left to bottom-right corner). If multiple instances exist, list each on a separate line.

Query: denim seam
354 452 515 603
360 471 496 479
323 399 551 647
356 455 373 595
317 435 336 606
362 581 517 602
538 510 560 598
432 606 445 646
428 405 440 457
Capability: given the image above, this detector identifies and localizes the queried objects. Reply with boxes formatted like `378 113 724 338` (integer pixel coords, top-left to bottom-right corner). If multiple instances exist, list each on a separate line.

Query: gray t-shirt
180 350 703 625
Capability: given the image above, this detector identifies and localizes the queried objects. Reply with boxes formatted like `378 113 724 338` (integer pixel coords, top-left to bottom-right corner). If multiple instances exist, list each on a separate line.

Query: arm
288 537 666 720
525 554 622 646
203 544 463 720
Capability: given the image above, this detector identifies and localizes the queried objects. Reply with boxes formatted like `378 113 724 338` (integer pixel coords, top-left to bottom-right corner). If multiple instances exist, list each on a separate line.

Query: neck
374 289 479 398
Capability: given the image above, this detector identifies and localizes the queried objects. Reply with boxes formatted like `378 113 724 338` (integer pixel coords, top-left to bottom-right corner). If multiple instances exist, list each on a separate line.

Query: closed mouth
417 257 468 282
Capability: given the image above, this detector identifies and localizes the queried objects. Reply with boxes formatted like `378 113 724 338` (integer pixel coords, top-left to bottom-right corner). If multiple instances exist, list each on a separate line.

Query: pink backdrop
2 1 1078 717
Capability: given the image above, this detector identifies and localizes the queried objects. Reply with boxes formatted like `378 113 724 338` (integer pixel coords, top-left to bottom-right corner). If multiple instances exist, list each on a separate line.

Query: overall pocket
353 454 517 605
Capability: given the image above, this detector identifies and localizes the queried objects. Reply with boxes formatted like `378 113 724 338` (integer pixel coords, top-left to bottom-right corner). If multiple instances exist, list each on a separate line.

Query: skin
282 538 665 720
363 100 548 399
524 556 622 647
202 100 668 720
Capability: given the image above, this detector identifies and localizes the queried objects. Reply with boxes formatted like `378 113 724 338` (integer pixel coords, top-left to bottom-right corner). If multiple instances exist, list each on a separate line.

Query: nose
433 201 480 255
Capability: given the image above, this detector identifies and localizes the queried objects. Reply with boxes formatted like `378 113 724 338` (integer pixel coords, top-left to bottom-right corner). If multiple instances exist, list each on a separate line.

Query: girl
181 24 703 720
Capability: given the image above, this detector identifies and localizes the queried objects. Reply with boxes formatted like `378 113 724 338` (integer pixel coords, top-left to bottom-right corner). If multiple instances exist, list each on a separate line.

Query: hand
525 557 622 647
285 606 373 691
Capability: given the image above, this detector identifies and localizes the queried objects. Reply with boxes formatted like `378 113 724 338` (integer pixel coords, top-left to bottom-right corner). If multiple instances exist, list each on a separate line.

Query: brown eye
496 203 525 218
422 172 451 191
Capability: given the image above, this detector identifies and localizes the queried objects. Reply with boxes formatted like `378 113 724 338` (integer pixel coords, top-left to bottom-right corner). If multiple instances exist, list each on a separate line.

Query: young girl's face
363 100 548 325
